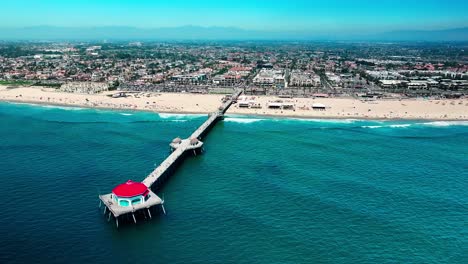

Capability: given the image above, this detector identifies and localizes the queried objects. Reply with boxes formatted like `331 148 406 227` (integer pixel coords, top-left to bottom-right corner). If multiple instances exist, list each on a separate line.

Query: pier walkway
143 89 241 187
99 90 242 224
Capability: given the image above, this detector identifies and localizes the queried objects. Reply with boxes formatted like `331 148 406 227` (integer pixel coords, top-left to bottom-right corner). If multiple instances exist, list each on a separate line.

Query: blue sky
1 0 467 32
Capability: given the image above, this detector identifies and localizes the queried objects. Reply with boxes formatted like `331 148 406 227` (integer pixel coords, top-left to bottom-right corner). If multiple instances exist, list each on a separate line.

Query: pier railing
99 90 242 224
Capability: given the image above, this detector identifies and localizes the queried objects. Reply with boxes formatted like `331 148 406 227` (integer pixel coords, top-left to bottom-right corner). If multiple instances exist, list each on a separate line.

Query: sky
1 0 467 33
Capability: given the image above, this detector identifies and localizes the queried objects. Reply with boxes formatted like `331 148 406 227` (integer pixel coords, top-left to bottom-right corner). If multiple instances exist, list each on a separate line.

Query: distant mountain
0 26 467 42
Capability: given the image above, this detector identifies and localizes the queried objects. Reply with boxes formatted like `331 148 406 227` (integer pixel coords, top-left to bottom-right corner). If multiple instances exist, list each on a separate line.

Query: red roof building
112 180 150 207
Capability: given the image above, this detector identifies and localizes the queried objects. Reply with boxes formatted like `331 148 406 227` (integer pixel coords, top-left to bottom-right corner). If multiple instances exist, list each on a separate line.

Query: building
111 180 150 207
289 70 321 87
212 74 241 86
380 80 408 89
253 69 286 88
212 66 252 86
171 73 207 85
325 72 342 86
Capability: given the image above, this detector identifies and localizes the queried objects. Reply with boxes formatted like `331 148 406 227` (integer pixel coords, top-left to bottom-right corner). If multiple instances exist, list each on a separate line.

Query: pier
99 90 242 227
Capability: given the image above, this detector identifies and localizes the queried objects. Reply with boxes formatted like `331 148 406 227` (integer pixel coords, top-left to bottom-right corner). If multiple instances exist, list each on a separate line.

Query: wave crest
421 121 468 127
158 113 205 119
224 117 265 124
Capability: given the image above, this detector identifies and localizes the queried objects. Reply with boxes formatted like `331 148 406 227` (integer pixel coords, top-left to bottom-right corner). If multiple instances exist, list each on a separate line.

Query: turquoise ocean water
0 102 466 263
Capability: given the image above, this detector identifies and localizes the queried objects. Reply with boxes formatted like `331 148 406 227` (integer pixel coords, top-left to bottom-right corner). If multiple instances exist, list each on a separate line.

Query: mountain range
0 26 467 42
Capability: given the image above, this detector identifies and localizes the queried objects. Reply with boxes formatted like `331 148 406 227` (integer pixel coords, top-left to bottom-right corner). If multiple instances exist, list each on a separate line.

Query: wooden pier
99 90 242 226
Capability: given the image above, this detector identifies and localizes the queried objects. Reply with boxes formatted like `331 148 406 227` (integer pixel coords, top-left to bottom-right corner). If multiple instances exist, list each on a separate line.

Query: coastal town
0 41 467 119
2 0 468 262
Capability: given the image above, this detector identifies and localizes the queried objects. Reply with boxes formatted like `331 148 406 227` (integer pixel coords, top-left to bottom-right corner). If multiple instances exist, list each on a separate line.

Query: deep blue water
0 102 467 264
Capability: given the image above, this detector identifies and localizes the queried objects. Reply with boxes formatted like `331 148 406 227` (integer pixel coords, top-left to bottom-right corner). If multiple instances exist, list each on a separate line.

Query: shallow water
0 102 467 263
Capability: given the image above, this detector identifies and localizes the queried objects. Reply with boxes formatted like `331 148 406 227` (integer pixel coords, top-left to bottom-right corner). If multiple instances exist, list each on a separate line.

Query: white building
253 69 286 88
289 70 321 87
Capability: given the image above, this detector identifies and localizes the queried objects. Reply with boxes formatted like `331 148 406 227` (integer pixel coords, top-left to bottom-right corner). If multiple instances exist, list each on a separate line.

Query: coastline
1 85 468 121
4 99 468 122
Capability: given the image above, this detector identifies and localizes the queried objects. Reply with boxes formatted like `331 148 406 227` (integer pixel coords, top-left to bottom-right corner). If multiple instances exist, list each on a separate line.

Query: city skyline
1 0 468 34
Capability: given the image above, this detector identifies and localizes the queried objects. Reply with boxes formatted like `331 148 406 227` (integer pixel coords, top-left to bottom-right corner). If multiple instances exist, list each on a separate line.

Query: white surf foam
224 117 265 124
361 124 411 129
7 102 84 111
389 124 411 128
38 105 85 111
290 118 360 124
158 113 204 119
421 121 468 127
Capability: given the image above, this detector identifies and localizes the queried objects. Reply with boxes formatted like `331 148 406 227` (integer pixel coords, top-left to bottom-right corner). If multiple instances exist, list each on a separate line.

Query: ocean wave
39 105 85 111
361 124 412 129
10 102 86 111
224 117 265 124
42 119 187 124
389 124 411 128
359 121 468 129
119 113 133 116
158 113 205 119
421 121 468 127
291 118 360 124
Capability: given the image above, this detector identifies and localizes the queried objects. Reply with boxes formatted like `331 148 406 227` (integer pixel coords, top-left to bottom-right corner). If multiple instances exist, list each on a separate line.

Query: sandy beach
1 85 467 120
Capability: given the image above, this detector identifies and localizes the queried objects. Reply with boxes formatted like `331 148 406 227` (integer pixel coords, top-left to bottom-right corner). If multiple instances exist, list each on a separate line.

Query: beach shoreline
3 98 468 122
1 85 467 121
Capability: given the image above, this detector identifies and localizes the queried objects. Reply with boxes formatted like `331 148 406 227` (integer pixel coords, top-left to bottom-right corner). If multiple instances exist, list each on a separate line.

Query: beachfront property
0 42 466 98
289 70 321 87
325 72 342 87
171 72 207 85
365 70 406 80
253 69 287 88
212 66 252 86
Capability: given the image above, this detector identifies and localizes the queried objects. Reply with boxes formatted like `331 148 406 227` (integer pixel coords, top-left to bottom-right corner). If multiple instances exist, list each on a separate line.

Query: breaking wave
290 118 360 124
224 117 265 124
158 113 205 119
421 121 468 127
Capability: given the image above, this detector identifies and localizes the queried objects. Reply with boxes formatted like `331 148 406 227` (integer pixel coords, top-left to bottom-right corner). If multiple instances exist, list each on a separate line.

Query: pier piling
99 90 242 226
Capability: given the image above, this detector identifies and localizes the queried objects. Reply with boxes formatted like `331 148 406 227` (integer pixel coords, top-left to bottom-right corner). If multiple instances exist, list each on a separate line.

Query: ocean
0 102 466 264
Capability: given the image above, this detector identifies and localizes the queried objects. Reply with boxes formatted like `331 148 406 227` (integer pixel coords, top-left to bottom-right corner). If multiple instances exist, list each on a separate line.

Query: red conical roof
112 180 148 198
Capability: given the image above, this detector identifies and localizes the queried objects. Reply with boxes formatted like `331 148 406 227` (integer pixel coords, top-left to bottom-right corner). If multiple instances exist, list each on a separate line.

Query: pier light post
99 90 243 226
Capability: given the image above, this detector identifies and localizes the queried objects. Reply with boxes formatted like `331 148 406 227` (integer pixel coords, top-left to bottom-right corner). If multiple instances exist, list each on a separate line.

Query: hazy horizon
1 0 468 33
1 0 468 41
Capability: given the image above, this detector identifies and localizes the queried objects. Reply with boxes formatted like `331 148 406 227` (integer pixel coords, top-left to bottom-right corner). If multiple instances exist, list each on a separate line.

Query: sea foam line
421 121 468 127
6 102 86 111
158 113 205 119
224 117 265 124
291 118 360 124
